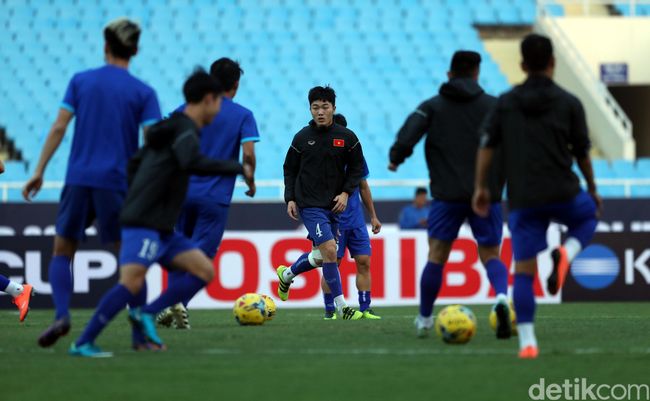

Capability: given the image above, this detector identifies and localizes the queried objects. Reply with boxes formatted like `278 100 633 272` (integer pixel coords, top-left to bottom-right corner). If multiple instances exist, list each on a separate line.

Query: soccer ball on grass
435 304 477 344
260 294 276 320
233 293 267 325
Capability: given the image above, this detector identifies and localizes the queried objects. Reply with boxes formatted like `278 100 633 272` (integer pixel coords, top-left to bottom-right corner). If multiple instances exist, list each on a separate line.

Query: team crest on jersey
333 139 345 147
308 140 316 145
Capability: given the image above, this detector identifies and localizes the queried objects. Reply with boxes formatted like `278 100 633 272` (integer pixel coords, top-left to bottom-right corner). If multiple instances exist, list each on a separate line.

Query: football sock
287 252 313 279
49 255 72 320
485 258 509 299
358 291 371 312
563 237 582 262
142 274 207 315
0 275 23 296
419 262 444 318
333 295 347 311
76 284 133 346
322 262 343 298
167 271 192 306
513 273 535 323
517 323 538 349
128 282 148 345
416 314 434 327
323 292 335 312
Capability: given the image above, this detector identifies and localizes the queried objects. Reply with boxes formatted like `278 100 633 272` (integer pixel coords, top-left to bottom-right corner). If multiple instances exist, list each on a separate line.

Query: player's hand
243 162 255 197
23 174 43 202
472 187 491 217
388 163 398 172
0 159 4 174
371 216 382 234
332 192 349 214
589 189 603 218
287 201 299 221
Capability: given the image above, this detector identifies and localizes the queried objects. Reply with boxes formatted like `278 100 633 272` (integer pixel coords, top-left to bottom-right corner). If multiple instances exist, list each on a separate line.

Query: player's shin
485 258 509 303
513 273 537 350
142 274 207 315
76 284 135 346
128 282 148 346
49 255 73 320
322 262 346 311
419 262 444 318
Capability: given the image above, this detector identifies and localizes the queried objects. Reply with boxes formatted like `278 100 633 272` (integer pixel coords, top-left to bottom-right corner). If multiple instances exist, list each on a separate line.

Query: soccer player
388 51 512 339
320 114 382 320
473 34 600 359
70 70 254 357
22 18 161 347
158 58 260 329
278 86 366 320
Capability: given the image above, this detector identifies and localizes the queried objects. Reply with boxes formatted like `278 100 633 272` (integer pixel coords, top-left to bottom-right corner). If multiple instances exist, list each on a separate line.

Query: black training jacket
480 75 590 210
120 112 244 232
283 120 365 209
389 77 503 202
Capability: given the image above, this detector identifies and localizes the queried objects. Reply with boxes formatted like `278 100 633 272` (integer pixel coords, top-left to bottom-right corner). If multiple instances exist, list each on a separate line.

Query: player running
320 114 382 320
69 70 254 357
278 86 366 320
157 58 260 329
388 51 512 339
473 34 600 359
22 18 161 347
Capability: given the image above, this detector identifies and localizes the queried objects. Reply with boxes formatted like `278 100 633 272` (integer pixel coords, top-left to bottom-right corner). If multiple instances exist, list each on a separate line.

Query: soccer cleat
132 341 167 352
12 284 33 322
361 309 381 320
340 306 363 320
547 247 569 296
276 265 293 301
69 343 113 358
414 315 433 338
494 303 512 339
170 303 191 329
518 345 539 359
156 307 174 328
38 317 71 347
128 308 165 348
323 311 337 320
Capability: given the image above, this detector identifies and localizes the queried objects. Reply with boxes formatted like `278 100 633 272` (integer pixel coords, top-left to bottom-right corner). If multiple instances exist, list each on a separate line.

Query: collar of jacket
308 119 335 133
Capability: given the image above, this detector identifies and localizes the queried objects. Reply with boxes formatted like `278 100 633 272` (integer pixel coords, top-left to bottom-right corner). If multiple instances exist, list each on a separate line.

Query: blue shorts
119 227 197 267
427 200 503 247
176 198 229 258
337 226 371 258
508 190 598 261
55 185 125 243
300 207 339 247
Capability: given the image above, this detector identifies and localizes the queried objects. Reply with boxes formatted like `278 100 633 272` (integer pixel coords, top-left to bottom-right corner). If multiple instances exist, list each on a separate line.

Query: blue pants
176 198 229 258
337 226 371 258
119 227 197 267
300 207 339 247
427 201 503 246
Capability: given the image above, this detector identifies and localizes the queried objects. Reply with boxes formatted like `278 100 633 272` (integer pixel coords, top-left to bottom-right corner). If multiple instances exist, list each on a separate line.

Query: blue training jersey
175 97 260 205
338 158 370 230
62 65 161 191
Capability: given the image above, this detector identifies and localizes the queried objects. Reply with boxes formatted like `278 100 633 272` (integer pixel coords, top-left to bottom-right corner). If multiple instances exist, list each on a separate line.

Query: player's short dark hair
521 34 553 72
333 113 347 127
308 86 336 106
183 69 223 104
209 58 243 91
415 187 428 196
104 18 140 60
450 50 481 77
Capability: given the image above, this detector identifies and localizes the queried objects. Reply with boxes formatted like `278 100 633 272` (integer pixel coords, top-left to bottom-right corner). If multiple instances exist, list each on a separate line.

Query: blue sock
322 262 343 298
485 258 509 296
49 255 72 320
323 292 335 312
358 291 371 312
76 284 133 346
128 282 147 345
419 262 444 317
0 274 9 292
290 252 314 275
142 274 207 315
513 273 535 324
168 270 192 307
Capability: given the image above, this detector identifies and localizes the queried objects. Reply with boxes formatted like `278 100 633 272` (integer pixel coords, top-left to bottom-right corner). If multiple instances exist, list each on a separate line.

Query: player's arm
0 159 4 174
570 98 602 215
173 130 245 176
23 108 74 201
473 103 501 217
359 179 381 234
335 136 365 213
283 137 301 220
388 100 432 171
241 141 256 197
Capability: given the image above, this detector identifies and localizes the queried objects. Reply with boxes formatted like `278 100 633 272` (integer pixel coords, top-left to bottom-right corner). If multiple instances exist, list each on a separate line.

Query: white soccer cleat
414 315 434 338
156 307 174 328
170 303 191 329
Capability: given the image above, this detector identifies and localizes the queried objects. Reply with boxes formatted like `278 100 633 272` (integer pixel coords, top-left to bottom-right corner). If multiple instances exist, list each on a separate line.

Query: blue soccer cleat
69 342 113 358
128 308 166 349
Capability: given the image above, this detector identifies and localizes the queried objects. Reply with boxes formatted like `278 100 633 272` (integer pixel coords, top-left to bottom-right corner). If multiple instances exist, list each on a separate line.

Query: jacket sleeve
479 99 502 149
283 136 301 203
389 100 432 165
342 134 365 195
126 148 145 187
568 96 591 158
172 129 243 176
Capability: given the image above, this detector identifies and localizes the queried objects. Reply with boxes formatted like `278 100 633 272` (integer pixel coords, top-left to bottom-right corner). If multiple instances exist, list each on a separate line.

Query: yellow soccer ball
489 302 518 336
233 293 267 326
435 305 477 344
260 294 277 321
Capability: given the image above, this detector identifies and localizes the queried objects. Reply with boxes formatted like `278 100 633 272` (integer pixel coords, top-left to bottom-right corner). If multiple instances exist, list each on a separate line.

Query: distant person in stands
398 187 430 229
22 18 161 348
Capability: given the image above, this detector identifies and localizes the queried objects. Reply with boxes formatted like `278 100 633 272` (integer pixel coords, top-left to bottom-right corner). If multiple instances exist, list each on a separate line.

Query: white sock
417 314 434 327
4 281 24 297
563 237 582 262
282 268 296 281
517 323 538 349
334 295 347 313
495 293 508 305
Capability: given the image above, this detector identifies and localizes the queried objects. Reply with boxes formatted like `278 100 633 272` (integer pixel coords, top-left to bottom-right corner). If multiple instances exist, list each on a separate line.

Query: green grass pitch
1 303 648 401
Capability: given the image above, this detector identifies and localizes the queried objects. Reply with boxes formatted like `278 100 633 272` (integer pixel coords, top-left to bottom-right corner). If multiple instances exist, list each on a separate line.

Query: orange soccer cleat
518 345 539 359
12 284 34 322
547 246 569 295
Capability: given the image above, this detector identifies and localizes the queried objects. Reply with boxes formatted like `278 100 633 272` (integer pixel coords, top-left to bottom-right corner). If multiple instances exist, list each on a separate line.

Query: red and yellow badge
333 139 345 148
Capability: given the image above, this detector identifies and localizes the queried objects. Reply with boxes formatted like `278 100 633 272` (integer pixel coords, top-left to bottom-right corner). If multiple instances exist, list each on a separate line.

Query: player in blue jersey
156 58 260 329
320 114 382 320
22 19 161 347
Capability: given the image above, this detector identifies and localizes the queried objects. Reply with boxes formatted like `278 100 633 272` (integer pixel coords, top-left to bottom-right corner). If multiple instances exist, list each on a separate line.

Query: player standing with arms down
70 71 254 357
158 58 260 329
474 34 600 359
22 19 161 347
278 86 366 320
388 51 511 339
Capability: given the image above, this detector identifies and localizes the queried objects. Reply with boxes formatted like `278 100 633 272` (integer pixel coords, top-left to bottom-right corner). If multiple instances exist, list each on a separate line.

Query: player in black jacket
277 86 366 320
389 51 512 339
70 70 253 357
